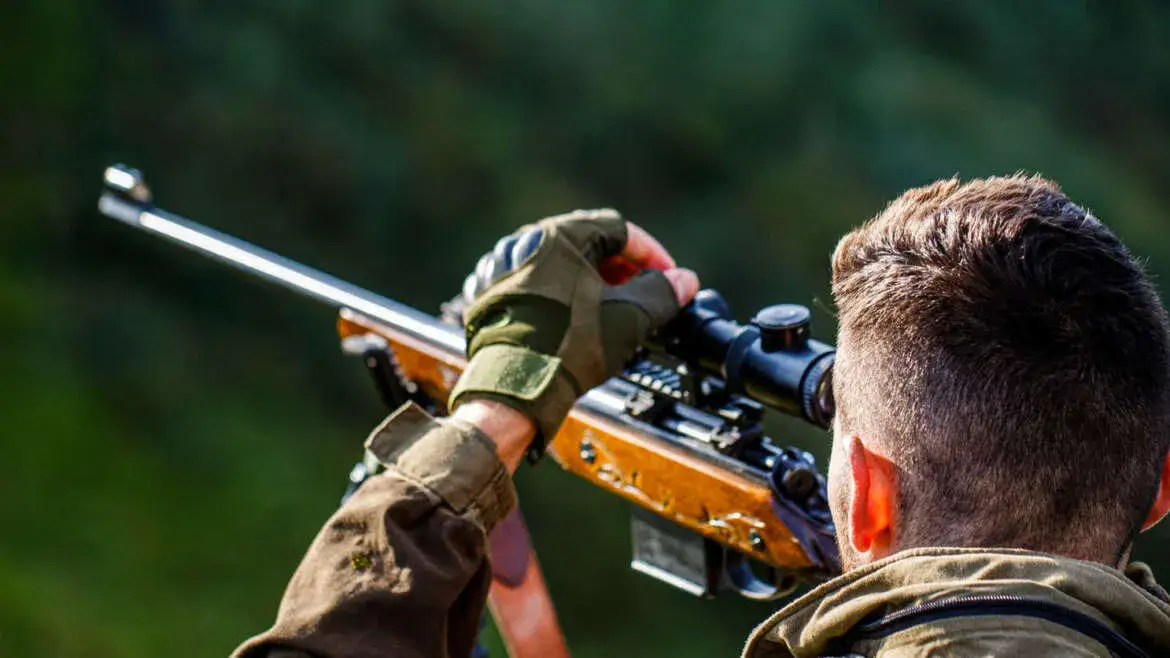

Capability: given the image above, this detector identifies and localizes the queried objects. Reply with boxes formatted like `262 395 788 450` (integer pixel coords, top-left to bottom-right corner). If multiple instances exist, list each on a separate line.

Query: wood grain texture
336 309 813 570
548 410 813 569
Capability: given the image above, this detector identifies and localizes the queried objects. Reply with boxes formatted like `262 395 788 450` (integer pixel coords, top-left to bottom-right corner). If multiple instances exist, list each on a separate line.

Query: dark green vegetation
4 2 1170 655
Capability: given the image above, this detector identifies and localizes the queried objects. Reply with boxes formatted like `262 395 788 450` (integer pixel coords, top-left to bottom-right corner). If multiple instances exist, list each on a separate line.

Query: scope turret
655 289 835 429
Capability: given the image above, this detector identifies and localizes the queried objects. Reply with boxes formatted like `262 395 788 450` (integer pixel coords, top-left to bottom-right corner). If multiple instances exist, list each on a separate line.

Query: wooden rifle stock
337 309 819 571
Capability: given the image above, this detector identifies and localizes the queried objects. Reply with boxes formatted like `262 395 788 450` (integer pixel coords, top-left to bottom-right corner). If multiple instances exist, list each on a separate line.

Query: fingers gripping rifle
99 164 841 644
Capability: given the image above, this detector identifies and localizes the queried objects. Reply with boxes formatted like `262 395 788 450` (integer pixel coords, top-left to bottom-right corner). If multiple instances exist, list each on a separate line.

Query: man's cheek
826 444 849 529
826 441 862 571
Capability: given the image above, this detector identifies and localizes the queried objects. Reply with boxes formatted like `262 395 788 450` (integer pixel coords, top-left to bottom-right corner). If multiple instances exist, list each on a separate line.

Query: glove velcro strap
449 344 578 456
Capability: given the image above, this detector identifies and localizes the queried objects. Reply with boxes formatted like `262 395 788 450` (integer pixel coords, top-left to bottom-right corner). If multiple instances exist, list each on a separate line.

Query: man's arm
234 212 696 658
453 400 537 475
231 400 532 658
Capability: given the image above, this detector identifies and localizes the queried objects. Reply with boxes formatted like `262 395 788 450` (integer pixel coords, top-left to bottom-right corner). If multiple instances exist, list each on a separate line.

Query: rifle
98 164 840 655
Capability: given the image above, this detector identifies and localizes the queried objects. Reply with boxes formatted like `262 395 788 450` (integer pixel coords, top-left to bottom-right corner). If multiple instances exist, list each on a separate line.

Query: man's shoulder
742 548 1170 658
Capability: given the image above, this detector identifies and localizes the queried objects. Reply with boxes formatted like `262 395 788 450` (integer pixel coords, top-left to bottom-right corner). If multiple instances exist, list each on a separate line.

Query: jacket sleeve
232 402 518 658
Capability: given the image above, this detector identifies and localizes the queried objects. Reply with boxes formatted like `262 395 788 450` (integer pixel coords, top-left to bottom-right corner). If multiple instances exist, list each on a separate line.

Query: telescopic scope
656 289 835 429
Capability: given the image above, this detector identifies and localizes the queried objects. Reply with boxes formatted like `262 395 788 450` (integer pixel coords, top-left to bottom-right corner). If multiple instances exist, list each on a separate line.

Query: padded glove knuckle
511 225 544 270
461 226 546 305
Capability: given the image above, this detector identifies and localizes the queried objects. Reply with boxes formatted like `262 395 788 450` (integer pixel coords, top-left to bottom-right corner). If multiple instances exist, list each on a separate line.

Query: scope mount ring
721 324 760 395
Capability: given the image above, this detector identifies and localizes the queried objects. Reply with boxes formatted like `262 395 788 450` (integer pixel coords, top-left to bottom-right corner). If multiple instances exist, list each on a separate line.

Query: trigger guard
724 551 799 601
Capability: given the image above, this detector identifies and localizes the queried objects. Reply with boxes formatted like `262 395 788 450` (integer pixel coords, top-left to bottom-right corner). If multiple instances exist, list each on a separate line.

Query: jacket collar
743 547 1170 657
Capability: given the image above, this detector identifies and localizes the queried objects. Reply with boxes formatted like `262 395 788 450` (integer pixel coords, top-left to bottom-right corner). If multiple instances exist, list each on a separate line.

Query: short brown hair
831 175 1170 560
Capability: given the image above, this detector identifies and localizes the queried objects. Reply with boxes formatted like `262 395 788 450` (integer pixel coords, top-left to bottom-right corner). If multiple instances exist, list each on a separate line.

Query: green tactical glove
449 209 681 456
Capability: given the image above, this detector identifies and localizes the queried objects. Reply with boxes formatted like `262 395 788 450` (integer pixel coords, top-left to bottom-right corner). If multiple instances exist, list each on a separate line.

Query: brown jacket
744 548 1170 657
235 405 1170 657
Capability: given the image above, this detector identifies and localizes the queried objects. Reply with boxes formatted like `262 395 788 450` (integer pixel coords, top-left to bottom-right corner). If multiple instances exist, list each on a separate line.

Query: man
234 175 1170 656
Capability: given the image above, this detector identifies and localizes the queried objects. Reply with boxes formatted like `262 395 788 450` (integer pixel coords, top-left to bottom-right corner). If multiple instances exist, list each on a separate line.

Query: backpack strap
822 594 1150 658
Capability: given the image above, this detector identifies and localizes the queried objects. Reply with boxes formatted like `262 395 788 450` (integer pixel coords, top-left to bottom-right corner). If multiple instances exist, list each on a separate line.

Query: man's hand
450 210 698 458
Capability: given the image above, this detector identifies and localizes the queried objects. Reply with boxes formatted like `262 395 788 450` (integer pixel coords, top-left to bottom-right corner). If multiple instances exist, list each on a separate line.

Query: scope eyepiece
655 289 835 429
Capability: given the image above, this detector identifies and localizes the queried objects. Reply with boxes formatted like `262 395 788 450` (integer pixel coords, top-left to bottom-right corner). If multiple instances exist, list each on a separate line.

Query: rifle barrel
98 164 466 355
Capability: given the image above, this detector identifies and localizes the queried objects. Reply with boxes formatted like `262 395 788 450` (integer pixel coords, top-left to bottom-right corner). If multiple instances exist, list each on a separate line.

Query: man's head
826 174 1170 571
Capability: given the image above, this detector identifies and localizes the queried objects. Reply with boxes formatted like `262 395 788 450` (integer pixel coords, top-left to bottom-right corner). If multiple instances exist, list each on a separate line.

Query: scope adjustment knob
691 288 733 319
752 304 811 353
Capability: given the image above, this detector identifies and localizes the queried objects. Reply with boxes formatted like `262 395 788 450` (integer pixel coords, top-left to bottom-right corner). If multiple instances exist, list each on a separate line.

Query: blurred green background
4 1 1170 656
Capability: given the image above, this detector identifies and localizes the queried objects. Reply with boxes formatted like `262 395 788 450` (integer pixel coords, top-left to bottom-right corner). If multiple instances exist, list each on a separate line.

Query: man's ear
848 435 897 558
1141 449 1170 532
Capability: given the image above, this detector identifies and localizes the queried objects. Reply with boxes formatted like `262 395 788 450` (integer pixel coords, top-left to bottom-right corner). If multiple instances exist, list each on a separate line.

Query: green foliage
3 1 1170 655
